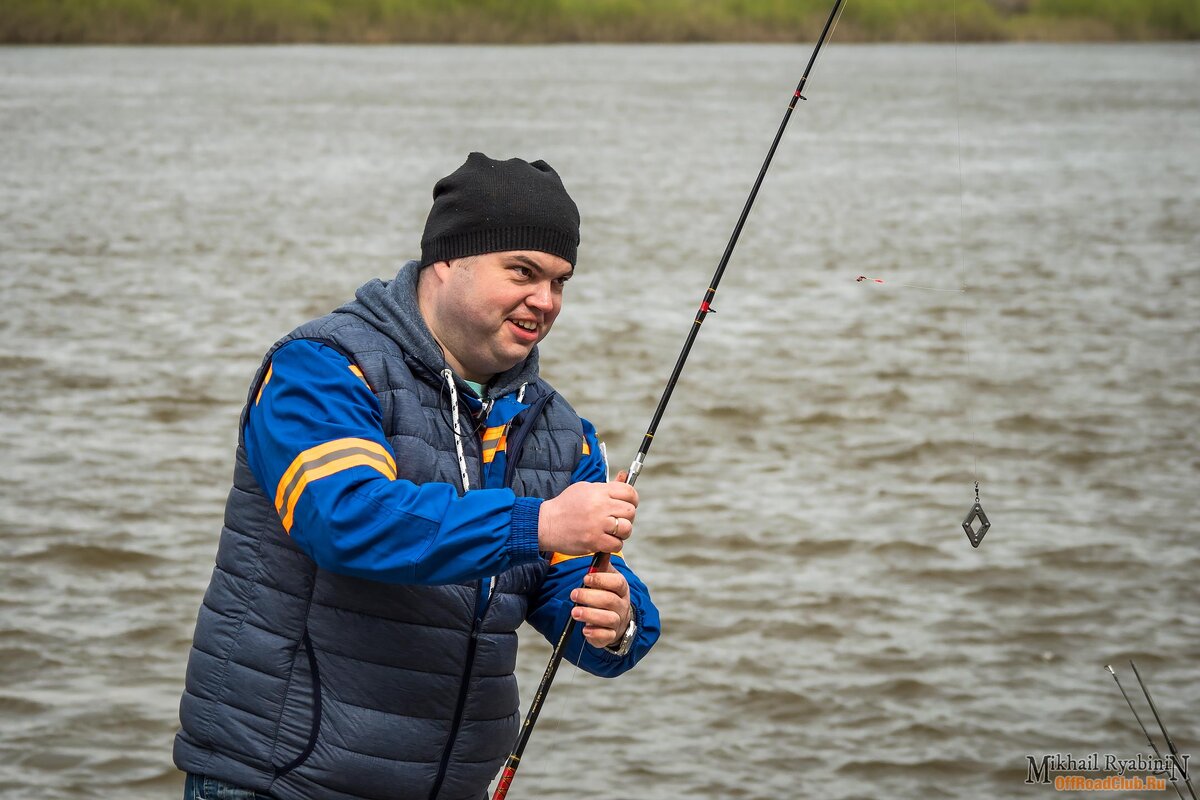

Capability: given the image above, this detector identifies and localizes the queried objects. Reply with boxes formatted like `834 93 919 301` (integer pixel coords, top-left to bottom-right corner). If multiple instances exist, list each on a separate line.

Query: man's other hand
569 563 632 649
537 470 637 556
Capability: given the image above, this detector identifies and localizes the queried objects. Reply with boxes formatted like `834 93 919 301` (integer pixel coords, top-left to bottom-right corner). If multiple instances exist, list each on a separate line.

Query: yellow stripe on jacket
255 364 274 406
482 424 508 464
348 364 371 390
549 550 623 567
274 438 397 533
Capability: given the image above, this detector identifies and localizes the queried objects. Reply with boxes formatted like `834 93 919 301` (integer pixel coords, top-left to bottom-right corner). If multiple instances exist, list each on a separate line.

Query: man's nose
527 281 554 311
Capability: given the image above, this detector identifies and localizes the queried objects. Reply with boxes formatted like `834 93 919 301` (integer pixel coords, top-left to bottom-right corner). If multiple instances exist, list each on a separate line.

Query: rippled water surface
1 43 1198 799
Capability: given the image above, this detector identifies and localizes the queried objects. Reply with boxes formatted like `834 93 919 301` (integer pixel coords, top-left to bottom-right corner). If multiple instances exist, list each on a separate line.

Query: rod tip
1105 664 1116 675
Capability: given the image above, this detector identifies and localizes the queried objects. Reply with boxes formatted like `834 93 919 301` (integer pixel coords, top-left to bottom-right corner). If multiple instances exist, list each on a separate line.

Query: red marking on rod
700 301 714 313
493 768 516 800
856 275 884 284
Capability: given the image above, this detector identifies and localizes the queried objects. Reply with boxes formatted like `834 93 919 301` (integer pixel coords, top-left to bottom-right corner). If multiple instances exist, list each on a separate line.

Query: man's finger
603 518 631 542
581 627 619 648
606 480 638 507
571 605 623 630
582 569 629 595
609 503 636 524
570 587 625 611
594 534 624 553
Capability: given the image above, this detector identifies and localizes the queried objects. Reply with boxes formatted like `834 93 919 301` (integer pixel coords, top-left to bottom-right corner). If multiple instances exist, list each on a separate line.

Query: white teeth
513 320 537 331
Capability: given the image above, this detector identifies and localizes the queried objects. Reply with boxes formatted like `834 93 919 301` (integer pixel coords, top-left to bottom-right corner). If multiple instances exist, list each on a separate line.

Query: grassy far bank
3 0 1198 44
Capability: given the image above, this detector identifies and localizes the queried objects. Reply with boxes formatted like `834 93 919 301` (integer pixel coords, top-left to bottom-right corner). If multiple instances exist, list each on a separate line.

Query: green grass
3 0 1197 43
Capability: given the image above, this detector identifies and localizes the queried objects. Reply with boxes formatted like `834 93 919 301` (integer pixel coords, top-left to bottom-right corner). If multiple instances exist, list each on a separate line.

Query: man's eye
512 266 532 278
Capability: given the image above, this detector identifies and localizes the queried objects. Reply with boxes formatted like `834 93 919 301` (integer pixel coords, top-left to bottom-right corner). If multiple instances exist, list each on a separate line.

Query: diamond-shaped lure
962 501 990 548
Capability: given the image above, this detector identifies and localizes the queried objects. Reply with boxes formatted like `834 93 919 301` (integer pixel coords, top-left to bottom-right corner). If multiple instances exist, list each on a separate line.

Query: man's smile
507 317 540 340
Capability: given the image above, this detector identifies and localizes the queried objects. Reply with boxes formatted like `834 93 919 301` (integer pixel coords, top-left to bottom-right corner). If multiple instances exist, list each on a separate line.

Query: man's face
425 250 573 383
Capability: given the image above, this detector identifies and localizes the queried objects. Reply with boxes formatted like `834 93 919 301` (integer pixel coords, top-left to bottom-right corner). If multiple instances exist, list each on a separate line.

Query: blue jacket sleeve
525 419 661 677
243 339 543 585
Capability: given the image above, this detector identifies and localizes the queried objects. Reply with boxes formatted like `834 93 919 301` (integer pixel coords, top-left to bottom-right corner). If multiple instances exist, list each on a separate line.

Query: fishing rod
491 1 848 797
1106 665 1187 800
1129 661 1198 799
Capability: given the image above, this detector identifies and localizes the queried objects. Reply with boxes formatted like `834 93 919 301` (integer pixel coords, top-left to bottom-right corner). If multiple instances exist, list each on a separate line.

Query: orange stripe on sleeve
255 364 274 406
279 452 396 532
274 438 397 514
348 364 371 390
549 550 623 567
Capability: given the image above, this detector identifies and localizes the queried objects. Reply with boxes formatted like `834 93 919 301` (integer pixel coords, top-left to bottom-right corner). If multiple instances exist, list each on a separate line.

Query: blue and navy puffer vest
174 263 586 800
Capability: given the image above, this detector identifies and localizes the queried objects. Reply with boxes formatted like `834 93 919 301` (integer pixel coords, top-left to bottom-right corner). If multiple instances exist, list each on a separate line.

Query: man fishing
174 152 661 800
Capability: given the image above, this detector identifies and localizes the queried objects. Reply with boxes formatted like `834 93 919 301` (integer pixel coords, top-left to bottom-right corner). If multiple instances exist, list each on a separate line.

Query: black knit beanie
420 152 580 267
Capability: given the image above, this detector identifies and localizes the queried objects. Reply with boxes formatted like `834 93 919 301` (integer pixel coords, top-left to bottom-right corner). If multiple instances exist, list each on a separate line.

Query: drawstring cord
441 369 500 635
441 368 472 493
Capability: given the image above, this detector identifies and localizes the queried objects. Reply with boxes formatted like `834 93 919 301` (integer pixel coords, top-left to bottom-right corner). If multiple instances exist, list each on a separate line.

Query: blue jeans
184 773 274 800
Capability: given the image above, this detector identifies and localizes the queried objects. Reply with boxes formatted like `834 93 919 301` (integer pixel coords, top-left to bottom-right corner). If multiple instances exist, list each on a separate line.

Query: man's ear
424 260 452 286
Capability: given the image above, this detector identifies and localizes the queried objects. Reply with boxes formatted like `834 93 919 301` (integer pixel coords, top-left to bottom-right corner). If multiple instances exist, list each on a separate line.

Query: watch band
604 613 637 657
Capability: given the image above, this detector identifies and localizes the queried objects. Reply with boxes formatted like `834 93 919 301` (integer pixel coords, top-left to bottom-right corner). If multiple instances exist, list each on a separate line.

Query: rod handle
491 762 518 800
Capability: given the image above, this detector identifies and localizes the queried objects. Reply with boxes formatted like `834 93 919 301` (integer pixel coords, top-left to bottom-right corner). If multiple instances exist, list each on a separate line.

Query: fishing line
503 461 618 788
537 447 620 760
856 276 966 293
852 0 991 546
510 629 590 785
823 0 849 68
950 0 989 548
547 636 593 734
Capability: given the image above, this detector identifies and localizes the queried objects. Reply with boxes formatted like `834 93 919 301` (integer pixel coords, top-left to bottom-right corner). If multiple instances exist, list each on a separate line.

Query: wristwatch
604 611 637 657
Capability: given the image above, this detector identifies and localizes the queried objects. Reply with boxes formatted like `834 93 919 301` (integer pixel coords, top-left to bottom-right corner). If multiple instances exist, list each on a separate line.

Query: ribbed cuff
508 497 543 564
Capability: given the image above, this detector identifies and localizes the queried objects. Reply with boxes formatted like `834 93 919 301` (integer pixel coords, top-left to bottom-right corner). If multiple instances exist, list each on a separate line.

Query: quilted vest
174 306 585 800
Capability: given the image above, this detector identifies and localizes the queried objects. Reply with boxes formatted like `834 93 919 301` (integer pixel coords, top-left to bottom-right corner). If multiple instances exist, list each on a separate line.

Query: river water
1 43 1197 799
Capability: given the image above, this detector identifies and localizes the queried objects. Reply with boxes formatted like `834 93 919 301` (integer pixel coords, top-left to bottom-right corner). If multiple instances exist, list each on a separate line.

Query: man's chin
495 346 534 374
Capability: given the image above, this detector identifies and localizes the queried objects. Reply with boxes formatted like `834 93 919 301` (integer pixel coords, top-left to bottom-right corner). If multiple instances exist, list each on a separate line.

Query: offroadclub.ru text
1025 753 1191 785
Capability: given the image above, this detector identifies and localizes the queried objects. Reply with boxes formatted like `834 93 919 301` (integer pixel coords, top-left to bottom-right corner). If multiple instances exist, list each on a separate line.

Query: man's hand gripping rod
492 2 847 795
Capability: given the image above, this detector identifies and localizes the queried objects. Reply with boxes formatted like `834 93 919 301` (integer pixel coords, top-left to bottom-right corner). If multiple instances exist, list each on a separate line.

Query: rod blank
491 2 847 797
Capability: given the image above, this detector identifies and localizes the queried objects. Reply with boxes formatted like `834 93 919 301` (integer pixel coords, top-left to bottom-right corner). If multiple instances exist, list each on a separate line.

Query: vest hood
335 260 541 399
